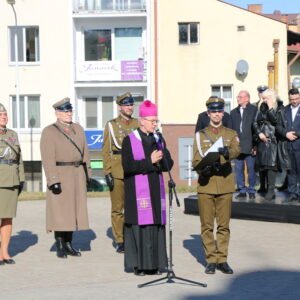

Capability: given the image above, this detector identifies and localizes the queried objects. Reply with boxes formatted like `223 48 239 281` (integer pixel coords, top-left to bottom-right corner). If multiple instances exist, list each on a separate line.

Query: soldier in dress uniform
103 92 139 253
40 98 91 259
0 103 24 265
192 97 240 275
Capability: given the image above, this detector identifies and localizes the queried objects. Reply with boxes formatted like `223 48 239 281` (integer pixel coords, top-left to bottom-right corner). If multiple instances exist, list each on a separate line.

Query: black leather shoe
285 194 298 203
55 238 67 259
3 258 15 265
249 193 256 201
216 262 233 274
205 263 216 274
0 260 5 266
235 193 247 200
146 269 162 275
116 243 125 253
257 187 267 194
134 268 145 276
64 242 81 257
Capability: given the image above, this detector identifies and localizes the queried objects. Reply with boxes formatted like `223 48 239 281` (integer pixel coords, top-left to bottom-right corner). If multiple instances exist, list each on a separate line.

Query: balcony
73 0 147 14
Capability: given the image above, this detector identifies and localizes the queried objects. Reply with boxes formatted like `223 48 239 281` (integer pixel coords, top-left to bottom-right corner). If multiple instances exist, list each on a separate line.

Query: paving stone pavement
1 195 300 300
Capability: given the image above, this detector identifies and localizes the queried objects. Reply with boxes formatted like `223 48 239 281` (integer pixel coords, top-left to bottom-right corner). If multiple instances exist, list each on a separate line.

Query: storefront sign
85 130 103 149
76 60 145 81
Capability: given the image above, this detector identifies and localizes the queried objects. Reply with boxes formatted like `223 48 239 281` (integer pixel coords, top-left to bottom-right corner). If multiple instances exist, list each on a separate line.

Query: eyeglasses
143 118 159 125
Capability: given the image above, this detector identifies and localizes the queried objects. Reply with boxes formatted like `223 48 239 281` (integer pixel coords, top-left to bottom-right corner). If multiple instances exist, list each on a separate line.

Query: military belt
0 159 18 165
112 150 121 155
56 161 83 167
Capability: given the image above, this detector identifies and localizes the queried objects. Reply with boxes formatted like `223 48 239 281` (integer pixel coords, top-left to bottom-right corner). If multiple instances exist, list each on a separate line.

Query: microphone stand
138 133 207 288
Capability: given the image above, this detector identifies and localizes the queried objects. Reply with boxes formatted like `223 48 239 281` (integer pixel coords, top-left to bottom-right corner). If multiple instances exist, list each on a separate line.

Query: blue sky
224 0 300 14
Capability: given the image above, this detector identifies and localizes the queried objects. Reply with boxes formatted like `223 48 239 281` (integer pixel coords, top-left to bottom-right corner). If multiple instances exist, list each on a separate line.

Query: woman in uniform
0 103 25 265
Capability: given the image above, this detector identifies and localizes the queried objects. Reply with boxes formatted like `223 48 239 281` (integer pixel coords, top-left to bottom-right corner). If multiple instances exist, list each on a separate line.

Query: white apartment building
0 0 151 191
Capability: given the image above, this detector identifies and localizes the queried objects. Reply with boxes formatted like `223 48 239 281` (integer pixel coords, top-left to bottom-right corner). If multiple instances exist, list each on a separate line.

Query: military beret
116 92 134 106
0 103 7 112
52 97 73 111
257 85 268 93
206 96 225 112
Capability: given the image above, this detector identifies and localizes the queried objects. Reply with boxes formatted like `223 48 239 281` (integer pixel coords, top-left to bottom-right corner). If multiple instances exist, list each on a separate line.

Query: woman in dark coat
122 100 173 276
253 89 285 201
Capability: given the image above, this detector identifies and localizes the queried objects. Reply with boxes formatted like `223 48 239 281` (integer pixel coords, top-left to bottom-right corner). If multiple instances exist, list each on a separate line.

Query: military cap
0 103 7 112
52 97 73 111
206 96 225 112
116 92 134 106
257 85 268 93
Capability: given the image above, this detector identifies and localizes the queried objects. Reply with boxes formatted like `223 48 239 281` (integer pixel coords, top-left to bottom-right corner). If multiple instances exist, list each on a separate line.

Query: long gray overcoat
40 121 91 231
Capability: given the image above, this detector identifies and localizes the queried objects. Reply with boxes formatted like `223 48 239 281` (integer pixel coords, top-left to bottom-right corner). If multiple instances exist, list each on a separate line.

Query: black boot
63 232 81 257
258 170 267 193
55 237 67 259
265 170 276 201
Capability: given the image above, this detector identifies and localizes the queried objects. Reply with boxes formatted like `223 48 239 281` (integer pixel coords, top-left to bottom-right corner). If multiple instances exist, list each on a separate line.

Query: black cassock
122 128 173 272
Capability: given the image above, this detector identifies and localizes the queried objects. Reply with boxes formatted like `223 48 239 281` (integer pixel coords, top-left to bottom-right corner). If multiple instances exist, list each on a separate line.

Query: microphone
154 129 164 150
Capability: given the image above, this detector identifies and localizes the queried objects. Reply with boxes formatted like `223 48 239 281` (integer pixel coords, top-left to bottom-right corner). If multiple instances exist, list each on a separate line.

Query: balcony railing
73 0 147 14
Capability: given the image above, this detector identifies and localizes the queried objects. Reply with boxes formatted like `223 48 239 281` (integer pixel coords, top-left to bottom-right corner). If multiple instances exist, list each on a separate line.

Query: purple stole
128 130 166 225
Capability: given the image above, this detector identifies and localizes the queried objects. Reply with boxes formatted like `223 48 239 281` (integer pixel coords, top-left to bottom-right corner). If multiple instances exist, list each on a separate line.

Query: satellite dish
236 59 249 76
292 77 300 89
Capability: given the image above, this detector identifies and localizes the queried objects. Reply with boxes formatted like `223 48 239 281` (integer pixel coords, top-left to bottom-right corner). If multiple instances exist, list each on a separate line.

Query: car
87 177 108 192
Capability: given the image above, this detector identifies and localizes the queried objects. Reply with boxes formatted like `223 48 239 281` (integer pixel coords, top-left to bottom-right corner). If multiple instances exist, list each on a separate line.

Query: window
211 85 233 112
86 98 98 128
9 26 40 63
132 96 144 118
102 96 114 127
84 96 114 128
84 27 143 61
178 22 199 45
84 29 112 61
115 28 142 60
11 95 40 129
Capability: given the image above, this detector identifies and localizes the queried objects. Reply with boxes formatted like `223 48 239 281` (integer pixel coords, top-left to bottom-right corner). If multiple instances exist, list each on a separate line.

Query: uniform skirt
124 224 168 272
0 187 19 218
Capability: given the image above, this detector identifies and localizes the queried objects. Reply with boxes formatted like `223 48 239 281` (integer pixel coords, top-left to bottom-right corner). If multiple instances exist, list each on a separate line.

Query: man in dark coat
276 88 300 202
230 90 257 200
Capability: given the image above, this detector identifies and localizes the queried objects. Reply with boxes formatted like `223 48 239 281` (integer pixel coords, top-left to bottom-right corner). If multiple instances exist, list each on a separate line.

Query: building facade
0 0 290 190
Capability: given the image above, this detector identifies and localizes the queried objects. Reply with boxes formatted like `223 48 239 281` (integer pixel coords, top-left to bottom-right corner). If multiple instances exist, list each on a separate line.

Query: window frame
8 25 40 65
9 94 41 132
211 85 233 113
178 22 200 45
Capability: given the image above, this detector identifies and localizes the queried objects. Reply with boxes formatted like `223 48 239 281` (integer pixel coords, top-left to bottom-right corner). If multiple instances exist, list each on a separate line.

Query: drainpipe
273 39 280 93
267 62 275 89
154 0 158 105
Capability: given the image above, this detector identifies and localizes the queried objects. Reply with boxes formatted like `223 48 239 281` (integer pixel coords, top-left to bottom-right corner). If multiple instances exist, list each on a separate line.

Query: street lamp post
7 0 20 135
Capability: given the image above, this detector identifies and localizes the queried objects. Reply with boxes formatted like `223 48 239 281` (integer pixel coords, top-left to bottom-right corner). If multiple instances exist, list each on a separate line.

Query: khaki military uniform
0 129 25 218
103 115 139 243
40 121 91 231
192 125 240 264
